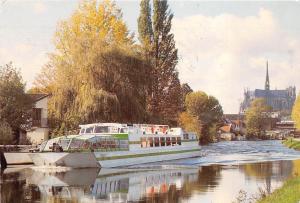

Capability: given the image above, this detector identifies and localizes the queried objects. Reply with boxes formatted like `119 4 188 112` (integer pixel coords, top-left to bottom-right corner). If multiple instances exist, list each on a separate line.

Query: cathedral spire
265 61 270 90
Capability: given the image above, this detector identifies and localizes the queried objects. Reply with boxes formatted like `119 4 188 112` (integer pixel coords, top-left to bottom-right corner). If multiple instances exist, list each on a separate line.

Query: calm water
1 141 300 203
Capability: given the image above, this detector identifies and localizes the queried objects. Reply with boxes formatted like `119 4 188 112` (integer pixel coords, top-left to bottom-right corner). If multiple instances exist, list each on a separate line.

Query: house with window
26 94 50 145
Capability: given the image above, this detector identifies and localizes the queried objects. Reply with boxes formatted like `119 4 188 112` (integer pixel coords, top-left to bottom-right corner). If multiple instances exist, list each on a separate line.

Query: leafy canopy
245 98 272 138
180 91 223 144
138 0 182 125
292 95 300 129
38 0 150 133
0 63 32 140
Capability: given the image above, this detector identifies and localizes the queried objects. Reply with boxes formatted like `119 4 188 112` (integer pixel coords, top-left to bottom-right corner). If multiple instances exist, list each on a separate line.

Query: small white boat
30 123 201 168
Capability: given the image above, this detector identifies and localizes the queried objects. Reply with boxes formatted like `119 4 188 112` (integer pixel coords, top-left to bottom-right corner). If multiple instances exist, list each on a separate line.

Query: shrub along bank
258 176 300 203
258 139 300 203
282 138 300 150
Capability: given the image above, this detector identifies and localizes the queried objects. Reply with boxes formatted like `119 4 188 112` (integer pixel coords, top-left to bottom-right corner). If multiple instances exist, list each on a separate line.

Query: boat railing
65 138 129 152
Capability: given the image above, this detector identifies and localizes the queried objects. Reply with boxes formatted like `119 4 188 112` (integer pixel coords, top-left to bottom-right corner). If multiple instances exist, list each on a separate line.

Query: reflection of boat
25 167 199 202
26 168 100 200
30 123 201 168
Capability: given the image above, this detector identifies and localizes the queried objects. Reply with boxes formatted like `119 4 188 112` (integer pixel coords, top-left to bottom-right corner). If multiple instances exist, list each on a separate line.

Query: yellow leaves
245 98 270 137
178 112 201 138
292 96 300 129
54 0 132 55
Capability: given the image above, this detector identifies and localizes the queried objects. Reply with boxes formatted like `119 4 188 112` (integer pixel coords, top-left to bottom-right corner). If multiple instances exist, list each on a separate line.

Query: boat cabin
39 123 197 152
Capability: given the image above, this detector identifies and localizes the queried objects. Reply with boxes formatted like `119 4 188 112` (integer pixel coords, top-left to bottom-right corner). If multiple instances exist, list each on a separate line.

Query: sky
0 0 300 114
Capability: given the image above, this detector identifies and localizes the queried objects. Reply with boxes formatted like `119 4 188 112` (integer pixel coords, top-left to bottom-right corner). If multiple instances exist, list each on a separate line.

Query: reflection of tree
292 159 300 177
243 162 273 179
243 161 293 180
242 161 293 194
196 165 222 192
181 165 222 197
1 172 40 202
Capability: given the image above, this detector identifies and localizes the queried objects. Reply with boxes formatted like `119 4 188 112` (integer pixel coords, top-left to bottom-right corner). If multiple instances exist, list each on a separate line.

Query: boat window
177 137 181 145
183 133 189 140
120 128 128 133
69 139 84 150
141 137 147 148
154 137 160 147
172 137 176 145
39 141 47 151
148 137 153 147
110 127 119 133
166 137 171 146
59 139 71 150
80 128 85 134
119 140 129 149
85 127 94 134
160 137 165 146
94 126 109 133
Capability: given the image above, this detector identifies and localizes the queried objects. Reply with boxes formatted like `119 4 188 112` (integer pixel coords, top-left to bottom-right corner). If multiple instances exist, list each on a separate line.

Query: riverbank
282 138 300 150
256 139 300 203
258 175 300 203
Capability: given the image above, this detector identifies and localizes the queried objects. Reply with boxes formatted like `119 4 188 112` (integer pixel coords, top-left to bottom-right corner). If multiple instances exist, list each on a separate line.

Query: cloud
33 2 47 14
173 8 300 113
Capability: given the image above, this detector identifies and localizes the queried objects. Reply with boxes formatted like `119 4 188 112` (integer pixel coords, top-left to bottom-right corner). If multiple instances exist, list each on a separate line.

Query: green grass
258 176 300 203
97 148 200 161
283 138 300 150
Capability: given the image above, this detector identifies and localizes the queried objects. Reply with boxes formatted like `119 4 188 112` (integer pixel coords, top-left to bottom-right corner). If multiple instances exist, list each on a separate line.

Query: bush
0 121 14 144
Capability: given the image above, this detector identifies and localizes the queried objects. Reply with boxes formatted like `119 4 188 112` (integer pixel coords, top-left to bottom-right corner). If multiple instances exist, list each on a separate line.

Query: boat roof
79 123 126 128
79 123 170 129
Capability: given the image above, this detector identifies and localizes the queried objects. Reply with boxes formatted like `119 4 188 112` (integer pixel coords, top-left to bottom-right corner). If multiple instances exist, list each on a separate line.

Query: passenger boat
29 123 201 168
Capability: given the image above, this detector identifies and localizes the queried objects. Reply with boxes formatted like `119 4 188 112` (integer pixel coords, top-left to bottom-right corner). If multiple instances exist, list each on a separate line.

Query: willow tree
39 0 149 133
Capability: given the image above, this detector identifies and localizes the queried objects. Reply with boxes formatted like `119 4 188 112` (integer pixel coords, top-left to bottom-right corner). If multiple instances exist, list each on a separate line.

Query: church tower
265 61 270 90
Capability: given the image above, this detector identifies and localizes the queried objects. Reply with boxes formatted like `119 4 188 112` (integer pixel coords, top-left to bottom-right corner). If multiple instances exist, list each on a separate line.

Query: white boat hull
29 152 100 168
98 150 202 168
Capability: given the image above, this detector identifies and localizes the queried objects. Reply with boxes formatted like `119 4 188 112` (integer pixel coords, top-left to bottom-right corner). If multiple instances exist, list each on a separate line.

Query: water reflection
1 159 300 203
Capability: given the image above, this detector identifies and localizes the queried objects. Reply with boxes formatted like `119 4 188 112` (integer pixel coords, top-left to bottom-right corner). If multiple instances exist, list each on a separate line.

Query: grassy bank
257 176 300 203
257 139 300 203
282 138 300 150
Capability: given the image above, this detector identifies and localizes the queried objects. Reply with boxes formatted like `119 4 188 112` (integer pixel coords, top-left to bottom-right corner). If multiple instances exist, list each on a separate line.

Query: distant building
26 94 50 144
221 115 246 136
240 61 296 115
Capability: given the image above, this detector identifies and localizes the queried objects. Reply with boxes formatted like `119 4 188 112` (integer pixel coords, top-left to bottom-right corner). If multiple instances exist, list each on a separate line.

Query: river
1 140 300 203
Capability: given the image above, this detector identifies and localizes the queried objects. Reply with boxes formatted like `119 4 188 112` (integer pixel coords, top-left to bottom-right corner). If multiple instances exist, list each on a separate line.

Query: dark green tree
0 63 32 143
138 0 181 125
138 0 153 52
